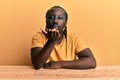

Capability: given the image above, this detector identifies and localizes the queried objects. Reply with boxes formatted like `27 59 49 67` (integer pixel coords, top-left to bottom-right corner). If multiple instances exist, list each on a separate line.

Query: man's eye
58 17 63 20
48 15 54 20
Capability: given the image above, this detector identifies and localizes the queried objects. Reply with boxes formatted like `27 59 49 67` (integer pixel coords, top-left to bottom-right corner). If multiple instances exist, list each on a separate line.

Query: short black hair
46 6 68 20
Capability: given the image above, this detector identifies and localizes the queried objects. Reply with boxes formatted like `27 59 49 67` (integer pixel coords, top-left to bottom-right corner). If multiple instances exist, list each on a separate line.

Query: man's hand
47 28 60 41
43 61 63 69
41 28 61 42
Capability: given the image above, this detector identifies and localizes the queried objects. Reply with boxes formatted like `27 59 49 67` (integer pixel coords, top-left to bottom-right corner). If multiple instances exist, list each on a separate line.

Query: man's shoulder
67 32 84 43
33 30 43 36
67 32 79 39
32 31 45 39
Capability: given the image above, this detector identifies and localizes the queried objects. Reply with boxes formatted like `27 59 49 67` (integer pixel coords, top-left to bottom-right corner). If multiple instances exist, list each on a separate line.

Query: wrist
59 61 64 68
47 39 57 44
48 39 55 43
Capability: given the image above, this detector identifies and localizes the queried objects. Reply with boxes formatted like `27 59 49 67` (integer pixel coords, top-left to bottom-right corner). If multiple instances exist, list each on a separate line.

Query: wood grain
0 66 120 80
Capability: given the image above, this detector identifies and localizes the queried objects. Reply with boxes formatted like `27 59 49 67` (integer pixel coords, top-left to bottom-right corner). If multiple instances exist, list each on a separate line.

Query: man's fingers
40 28 47 34
47 29 59 32
41 28 60 41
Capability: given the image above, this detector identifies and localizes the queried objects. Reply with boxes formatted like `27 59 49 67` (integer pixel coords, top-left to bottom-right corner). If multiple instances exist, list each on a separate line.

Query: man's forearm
61 57 96 69
43 57 96 69
32 39 56 69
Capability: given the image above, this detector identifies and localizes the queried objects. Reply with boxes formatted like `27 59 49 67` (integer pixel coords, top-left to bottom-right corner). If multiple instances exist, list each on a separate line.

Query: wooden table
0 66 120 80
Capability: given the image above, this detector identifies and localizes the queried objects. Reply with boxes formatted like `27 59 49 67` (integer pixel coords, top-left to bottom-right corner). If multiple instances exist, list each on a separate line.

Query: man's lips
52 24 59 29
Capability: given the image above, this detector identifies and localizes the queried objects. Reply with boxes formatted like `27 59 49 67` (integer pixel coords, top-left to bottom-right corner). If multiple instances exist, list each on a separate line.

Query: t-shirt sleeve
74 34 88 53
31 32 44 48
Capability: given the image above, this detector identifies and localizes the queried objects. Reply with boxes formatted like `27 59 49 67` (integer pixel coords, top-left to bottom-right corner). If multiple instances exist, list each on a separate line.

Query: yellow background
0 0 120 66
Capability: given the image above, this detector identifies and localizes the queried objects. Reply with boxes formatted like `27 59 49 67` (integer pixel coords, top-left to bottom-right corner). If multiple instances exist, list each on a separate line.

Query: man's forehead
49 8 65 14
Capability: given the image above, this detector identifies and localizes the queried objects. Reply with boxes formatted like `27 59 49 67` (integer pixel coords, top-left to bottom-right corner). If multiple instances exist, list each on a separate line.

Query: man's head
45 6 68 34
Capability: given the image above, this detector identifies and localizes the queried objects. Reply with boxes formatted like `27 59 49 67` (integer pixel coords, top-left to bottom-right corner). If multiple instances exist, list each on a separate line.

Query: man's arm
31 40 56 69
31 29 61 70
43 48 96 69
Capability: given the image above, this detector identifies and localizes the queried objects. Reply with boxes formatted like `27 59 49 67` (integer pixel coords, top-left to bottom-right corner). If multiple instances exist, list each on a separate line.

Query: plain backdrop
0 0 120 66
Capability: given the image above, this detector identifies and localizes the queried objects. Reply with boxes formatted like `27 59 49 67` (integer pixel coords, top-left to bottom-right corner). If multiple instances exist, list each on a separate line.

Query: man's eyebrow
57 14 66 16
48 14 64 17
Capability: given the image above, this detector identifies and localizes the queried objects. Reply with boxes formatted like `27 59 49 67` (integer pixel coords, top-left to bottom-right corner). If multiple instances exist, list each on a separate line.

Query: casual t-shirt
31 30 88 62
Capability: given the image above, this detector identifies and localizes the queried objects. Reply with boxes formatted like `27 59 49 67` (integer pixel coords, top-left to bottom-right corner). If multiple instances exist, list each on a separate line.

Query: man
31 6 96 69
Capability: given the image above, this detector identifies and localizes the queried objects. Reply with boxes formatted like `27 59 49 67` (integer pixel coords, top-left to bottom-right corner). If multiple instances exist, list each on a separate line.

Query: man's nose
53 18 58 24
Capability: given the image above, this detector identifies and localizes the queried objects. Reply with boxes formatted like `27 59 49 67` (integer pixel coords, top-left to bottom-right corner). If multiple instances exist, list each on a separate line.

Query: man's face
46 8 67 33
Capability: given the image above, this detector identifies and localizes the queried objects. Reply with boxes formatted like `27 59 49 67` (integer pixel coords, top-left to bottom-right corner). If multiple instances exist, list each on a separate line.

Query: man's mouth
52 24 59 29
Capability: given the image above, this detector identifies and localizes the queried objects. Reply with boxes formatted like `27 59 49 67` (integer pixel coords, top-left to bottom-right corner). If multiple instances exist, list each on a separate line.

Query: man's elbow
32 64 43 70
90 59 97 69
34 66 41 70
32 60 43 70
